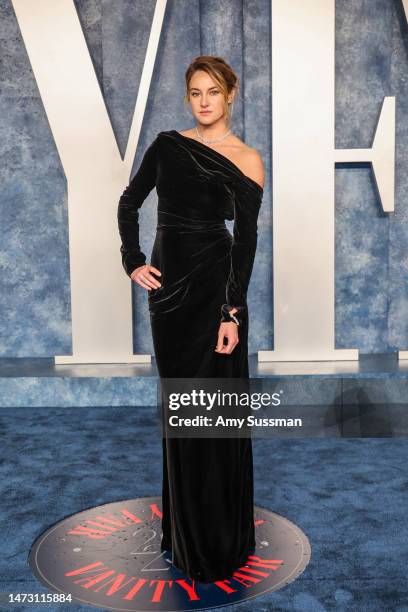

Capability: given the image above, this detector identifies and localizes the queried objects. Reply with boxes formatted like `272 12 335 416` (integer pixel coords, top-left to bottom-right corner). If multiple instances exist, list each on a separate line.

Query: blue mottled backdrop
1 0 407 357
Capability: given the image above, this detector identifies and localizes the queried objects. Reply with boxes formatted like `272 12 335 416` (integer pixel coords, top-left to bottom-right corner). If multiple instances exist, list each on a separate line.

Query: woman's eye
190 91 219 97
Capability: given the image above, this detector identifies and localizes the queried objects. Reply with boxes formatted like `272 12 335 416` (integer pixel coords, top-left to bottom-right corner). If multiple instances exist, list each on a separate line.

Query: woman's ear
228 86 237 105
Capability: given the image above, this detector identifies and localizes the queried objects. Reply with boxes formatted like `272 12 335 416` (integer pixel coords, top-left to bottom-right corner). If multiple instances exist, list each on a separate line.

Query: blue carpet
1 405 407 611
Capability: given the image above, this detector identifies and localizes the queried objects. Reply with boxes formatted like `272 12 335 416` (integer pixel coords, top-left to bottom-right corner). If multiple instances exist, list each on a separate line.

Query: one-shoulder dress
117 129 263 582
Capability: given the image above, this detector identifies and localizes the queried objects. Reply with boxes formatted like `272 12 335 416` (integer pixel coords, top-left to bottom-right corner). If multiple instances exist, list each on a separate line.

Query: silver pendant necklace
195 126 231 144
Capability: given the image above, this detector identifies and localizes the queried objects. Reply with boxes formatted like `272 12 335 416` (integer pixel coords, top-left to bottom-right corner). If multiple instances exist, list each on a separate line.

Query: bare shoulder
237 143 265 189
178 129 265 189
220 133 264 188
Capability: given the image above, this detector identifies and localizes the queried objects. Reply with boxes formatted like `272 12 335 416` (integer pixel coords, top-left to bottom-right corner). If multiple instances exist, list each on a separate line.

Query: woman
117 55 264 582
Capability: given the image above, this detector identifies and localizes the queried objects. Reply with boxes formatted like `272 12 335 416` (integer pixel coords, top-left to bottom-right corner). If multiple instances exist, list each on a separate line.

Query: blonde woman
117 55 264 582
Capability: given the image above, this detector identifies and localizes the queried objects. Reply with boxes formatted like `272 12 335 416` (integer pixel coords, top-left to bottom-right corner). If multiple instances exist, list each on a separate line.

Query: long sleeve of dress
220 183 263 326
117 136 158 278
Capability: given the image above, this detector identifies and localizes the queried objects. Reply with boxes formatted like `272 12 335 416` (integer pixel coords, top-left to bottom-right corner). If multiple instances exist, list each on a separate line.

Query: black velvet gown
117 129 263 582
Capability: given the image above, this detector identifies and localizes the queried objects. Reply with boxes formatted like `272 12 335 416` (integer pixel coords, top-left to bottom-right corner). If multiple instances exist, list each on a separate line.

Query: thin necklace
195 126 231 144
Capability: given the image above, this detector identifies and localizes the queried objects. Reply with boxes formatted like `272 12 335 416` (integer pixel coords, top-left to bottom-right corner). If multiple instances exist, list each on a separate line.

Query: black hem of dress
160 540 256 583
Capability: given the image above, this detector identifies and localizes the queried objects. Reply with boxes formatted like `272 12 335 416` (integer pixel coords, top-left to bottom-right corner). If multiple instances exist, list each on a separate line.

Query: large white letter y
12 0 167 364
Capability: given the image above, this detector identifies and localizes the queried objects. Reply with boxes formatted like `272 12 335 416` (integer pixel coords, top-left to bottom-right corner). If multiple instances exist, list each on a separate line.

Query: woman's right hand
130 264 162 291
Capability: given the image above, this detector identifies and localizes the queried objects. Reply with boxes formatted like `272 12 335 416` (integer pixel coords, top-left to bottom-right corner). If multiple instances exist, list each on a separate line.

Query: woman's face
187 69 233 126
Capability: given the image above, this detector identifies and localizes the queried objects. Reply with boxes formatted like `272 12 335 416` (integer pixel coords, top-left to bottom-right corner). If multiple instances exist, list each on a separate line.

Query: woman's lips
200 111 211 114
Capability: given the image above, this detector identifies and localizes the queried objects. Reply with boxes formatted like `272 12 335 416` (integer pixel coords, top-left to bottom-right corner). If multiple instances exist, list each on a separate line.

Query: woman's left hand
215 308 239 354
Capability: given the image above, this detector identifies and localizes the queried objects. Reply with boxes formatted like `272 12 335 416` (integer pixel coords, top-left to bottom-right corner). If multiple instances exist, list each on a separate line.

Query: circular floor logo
28 496 311 611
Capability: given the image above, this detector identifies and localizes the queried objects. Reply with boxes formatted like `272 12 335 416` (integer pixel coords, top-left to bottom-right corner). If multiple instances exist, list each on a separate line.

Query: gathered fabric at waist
156 209 228 233
149 208 232 317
